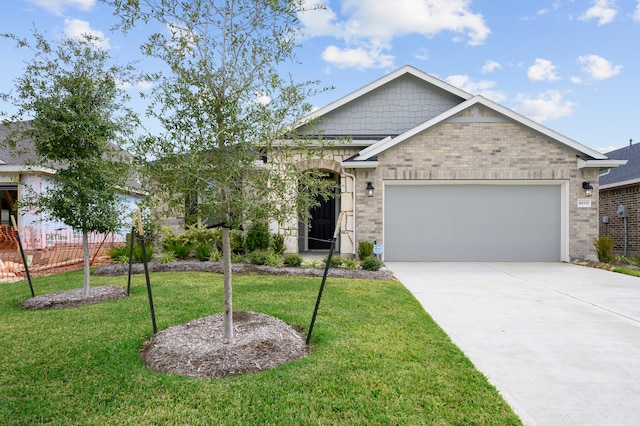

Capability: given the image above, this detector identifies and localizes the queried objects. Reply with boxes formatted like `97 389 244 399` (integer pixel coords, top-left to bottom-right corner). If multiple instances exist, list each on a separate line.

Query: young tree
107 0 336 342
1 30 140 297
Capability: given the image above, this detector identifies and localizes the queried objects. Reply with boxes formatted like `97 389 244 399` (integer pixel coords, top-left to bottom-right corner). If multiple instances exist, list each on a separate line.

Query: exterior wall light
366 182 375 197
582 181 593 197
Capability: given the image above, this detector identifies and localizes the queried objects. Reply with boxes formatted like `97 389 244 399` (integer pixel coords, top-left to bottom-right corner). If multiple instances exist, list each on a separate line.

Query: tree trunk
82 231 90 298
222 227 233 343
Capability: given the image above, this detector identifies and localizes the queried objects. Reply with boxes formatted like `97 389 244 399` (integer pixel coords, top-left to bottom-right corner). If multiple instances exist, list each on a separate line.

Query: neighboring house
599 141 640 256
281 65 625 261
0 121 144 250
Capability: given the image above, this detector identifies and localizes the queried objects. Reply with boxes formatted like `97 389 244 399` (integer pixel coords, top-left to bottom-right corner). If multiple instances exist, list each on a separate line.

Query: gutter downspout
342 169 356 256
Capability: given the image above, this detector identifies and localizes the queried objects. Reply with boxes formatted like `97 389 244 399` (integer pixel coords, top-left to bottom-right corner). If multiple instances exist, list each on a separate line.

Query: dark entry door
308 193 336 250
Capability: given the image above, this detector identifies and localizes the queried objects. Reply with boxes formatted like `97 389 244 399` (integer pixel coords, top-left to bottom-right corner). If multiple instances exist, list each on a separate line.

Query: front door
308 192 336 250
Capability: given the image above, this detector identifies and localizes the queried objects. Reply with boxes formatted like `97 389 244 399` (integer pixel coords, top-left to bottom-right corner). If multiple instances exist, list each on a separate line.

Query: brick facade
599 184 639 255
348 107 600 261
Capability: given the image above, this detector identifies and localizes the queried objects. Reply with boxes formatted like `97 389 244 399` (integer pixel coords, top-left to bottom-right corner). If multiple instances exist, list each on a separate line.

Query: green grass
613 267 640 277
0 271 521 425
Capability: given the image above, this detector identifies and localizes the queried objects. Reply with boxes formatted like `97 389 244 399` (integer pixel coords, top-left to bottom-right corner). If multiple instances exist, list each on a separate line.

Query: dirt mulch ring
141 311 309 379
21 285 128 310
95 260 393 280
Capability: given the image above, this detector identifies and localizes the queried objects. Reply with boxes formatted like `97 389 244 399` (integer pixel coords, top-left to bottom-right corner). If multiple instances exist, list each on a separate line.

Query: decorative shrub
132 244 153 262
342 258 358 270
283 254 303 267
182 225 217 248
358 241 374 260
265 252 283 267
248 250 269 265
195 242 214 261
163 240 192 260
245 221 270 252
108 245 129 261
593 236 614 263
324 255 343 268
230 229 245 254
231 253 246 263
360 256 381 271
271 233 286 255
158 251 177 264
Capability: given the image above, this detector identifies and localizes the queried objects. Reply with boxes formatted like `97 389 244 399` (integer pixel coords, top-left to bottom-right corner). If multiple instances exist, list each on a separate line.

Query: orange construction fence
0 226 123 282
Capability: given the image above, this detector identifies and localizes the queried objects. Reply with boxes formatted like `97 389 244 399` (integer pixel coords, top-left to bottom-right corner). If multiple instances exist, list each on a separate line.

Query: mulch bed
21 285 127 310
94 259 394 280
141 311 309 379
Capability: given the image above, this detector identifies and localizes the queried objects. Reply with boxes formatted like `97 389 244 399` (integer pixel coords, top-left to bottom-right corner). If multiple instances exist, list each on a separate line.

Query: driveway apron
387 262 640 426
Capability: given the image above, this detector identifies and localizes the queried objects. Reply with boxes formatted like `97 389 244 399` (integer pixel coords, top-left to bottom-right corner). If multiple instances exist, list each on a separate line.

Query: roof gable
349 95 608 163
299 65 471 138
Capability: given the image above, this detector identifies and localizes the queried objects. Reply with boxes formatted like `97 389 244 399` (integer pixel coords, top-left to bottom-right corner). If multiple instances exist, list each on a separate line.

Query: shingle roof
599 142 640 187
0 120 142 192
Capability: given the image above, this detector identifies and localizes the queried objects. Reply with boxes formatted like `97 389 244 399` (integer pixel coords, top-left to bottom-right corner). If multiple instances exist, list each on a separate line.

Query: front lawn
0 271 521 425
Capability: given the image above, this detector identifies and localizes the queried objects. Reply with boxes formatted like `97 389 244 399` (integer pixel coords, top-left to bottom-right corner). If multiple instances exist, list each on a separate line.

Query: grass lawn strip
0 270 521 425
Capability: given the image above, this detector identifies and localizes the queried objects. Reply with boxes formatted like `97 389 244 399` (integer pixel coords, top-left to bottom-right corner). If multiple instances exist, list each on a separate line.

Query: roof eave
341 160 379 169
577 159 628 170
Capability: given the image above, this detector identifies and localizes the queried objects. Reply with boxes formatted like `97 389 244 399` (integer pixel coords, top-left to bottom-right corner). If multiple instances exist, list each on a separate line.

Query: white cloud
577 54 622 80
527 58 560 81
444 75 506 103
570 76 583 84
482 60 501 74
633 1 640 22
515 90 575 122
579 0 617 26
299 0 490 69
63 18 110 50
321 45 394 69
27 0 94 16
117 80 154 91
414 48 429 61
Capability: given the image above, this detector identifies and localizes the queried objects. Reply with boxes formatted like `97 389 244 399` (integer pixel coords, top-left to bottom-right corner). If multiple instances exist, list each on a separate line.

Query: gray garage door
384 184 561 261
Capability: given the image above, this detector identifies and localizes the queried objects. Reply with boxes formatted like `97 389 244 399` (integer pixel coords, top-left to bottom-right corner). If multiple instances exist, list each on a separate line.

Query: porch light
366 182 375 197
582 181 593 197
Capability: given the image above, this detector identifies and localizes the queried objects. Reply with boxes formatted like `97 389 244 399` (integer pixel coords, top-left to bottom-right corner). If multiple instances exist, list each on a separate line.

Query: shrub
230 229 245 254
182 225 217 248
158 251 177 264
210 250 221 261
231 253 246 264
163 240 192 260
245 221 270 252
265 252 283 267
342 258 358 270
195 242 214 261
283 254 303 267
271 233 286 255
360 256 381 271
593 235 614 263
116 254 130 264
324 255 343 268
248 250 269 265
358 241 374 260
108 245 129 261
132 244 154 262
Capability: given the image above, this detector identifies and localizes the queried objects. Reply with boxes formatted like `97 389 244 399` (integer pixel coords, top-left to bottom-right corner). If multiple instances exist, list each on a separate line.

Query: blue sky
1 0 639 153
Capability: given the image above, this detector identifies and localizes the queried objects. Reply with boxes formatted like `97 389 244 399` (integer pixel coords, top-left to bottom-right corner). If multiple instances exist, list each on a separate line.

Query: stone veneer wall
278 148 361 255
599 184 639 255
350 111 600 261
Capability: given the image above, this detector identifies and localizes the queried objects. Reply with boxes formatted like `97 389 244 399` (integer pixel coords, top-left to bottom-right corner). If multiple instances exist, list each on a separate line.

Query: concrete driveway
386 262 640 426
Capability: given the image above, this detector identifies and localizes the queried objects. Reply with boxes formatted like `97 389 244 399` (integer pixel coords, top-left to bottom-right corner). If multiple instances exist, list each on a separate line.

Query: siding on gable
304 74 462 137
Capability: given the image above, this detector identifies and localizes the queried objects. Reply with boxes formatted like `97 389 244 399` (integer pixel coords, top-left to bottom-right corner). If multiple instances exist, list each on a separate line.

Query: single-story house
283 65 625 262
0 121 144 250
599 141 640 255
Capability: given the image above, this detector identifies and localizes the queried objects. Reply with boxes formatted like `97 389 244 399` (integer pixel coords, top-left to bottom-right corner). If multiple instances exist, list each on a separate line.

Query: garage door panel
384 184 561 261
